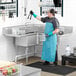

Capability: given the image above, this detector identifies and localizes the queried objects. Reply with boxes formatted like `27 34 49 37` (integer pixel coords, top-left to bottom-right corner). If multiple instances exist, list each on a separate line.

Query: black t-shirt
41 17 59 30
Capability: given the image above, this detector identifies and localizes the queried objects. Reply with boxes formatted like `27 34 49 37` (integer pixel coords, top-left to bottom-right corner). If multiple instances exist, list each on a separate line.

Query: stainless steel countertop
20 65 41 76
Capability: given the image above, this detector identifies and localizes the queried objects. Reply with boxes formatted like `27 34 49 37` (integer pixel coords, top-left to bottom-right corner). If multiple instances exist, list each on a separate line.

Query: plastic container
65 45 71 56
0 64 21 76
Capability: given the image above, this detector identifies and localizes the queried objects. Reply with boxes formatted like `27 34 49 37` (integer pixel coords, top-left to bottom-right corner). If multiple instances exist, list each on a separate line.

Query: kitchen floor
18 56 76 76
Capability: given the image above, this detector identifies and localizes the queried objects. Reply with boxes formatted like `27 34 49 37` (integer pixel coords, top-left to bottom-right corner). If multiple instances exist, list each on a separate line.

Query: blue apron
41 22 57 62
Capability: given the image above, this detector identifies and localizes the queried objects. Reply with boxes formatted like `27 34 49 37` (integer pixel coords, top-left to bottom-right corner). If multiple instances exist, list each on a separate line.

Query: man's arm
53 29 59 34
47 19 59 36
36 16 41 21
52 19 59 34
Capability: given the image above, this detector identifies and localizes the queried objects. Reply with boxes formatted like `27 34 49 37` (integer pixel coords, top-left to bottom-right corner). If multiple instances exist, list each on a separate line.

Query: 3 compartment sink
2 24 73 47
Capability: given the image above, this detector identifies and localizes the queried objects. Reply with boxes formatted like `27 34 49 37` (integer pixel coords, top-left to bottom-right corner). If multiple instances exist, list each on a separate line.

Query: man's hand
30 10 34 15
45 34 49 37
29 10 41 21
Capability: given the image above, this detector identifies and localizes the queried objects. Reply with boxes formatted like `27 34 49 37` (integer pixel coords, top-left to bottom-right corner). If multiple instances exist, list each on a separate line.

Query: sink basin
15 33 38 47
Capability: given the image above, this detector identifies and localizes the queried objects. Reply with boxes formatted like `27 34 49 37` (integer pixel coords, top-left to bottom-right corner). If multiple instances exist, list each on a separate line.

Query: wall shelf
0 0 18 17
40 0 63 16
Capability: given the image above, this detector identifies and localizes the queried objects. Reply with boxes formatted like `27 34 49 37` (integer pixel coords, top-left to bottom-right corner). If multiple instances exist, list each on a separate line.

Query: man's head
47 9 57 17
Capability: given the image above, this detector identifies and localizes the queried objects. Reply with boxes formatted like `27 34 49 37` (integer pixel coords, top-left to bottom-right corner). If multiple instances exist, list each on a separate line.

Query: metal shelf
39 5 55 7
0 2 16 4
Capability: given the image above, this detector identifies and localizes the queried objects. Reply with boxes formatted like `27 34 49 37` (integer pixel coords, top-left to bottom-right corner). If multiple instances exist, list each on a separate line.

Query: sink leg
34 46 36 56
15 56 18 63
15 46 18 63
25 47 29 64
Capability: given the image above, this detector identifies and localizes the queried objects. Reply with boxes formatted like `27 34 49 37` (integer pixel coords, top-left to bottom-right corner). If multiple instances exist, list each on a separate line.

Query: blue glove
46 32 53 37
30 10 37 18
48 32 53 36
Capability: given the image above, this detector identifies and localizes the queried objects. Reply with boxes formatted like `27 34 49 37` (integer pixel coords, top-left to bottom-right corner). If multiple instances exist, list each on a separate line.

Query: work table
19 65 41 76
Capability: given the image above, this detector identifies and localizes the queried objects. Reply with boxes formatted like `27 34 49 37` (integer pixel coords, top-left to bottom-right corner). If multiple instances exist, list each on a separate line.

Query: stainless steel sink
2 24 39 47
2 24 73 47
